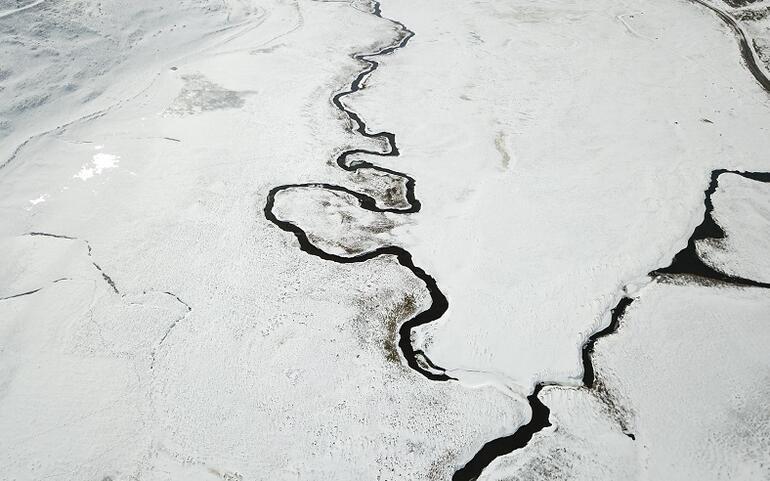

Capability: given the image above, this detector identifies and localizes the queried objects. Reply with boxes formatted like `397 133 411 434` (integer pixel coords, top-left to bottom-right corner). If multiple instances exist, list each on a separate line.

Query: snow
1 0 769 479
74 152 120 181
348 0 770 394
28 194 48 205
481 281 770 481
697 173 770 283
0 1 517 479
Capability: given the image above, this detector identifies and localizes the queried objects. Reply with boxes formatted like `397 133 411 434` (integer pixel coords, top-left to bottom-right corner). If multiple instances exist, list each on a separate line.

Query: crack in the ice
0 276 71 302
0 287 44 301
26 231 75 240
91 262 119 294
24 231 121 295
149 291 193 370
18 232 195 372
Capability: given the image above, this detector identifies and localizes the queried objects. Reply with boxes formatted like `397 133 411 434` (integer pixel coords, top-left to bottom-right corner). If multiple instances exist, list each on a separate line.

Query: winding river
263 1 770 479
264 2 452 383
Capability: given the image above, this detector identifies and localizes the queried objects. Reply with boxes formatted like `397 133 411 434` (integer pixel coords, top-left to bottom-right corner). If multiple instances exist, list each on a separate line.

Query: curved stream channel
264 2 451 382
264 1 770 479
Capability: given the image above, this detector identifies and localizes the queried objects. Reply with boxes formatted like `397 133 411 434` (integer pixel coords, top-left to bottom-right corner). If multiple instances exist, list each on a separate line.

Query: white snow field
1 0 770 480
480 281 770 481
697 172 770 283
347 0 770 392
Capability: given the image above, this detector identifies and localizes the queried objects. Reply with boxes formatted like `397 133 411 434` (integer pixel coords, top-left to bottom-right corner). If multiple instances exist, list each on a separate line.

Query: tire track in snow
689 0 770 92
0 0 45 20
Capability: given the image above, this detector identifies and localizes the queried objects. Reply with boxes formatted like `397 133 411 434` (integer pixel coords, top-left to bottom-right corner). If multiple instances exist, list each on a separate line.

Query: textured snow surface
698 173 770 282
362 0 770 392
481 282 770 481
0 2 520 479
1 0 769 479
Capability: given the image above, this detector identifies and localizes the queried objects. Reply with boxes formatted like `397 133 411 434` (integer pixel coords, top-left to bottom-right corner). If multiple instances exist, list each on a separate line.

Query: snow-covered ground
1 0 769 479
477 153 770 481
480 279 770 481
698 171 770 282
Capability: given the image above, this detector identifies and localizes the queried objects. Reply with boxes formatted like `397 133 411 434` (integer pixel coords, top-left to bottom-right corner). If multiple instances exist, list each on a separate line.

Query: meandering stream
263 1 770 479
264 2 451 383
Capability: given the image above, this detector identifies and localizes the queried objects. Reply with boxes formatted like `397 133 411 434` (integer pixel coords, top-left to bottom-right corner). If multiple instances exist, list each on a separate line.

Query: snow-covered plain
698 172 770 282
480 280 770 481
477 166 770 480
1 0 770 479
